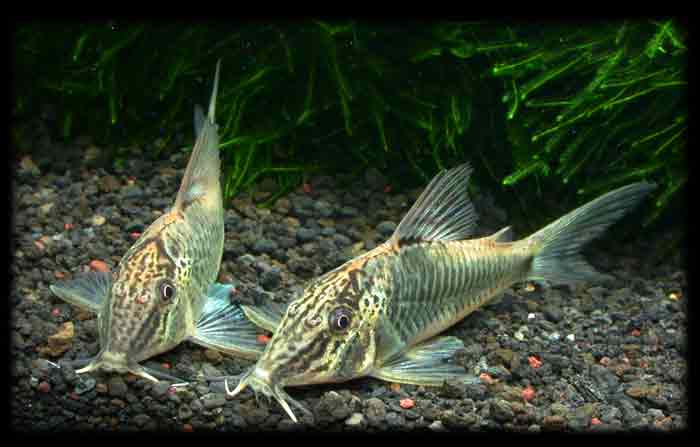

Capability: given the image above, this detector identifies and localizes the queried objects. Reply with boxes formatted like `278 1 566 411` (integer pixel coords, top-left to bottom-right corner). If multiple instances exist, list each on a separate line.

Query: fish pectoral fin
371 336 479 387
49 270 111 313
189 283 265 360
240 300 287 333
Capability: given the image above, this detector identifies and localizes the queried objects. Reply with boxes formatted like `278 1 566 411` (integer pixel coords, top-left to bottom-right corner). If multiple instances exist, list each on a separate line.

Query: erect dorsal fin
174 60 222 211
391 163 478 244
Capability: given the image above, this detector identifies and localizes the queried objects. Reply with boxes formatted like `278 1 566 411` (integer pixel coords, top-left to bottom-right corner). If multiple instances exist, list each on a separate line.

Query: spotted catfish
227 163 656 422
49 62 264 382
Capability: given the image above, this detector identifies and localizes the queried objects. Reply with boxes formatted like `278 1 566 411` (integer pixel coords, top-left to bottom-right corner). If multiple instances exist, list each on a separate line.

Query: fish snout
74 349 161 382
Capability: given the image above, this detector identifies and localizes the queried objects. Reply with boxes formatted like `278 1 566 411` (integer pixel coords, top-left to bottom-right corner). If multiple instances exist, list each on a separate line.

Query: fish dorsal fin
391 163 478 244
489 226 513 243
194 105 205 137
174 60 222 211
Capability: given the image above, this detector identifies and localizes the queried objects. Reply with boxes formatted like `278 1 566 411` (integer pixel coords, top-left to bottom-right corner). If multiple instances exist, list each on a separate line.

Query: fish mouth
74 351 184 383
226 366 309 423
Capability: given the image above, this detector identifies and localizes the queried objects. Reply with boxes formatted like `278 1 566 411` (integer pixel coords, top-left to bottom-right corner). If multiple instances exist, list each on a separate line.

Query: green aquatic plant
490 20 686 228
13 20 685 231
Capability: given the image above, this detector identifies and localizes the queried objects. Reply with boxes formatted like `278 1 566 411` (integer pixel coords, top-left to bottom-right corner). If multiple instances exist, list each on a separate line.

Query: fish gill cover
12 20 686 237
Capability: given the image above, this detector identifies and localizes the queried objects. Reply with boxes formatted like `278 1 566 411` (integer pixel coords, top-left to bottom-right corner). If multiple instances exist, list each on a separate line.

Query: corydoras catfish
49 62 264 382
227 163 655 422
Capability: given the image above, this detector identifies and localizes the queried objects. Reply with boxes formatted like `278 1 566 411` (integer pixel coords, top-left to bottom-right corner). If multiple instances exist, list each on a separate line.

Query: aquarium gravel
11 139 686 432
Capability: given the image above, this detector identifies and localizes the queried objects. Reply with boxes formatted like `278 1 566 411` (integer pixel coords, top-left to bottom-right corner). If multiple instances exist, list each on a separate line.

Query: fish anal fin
189 283 264 360
371 336 479 386
391 163 478 245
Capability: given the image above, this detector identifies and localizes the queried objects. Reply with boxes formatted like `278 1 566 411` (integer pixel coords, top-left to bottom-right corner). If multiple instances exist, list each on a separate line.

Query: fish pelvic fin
391 163 478 245
524 181 656 285
174 60 222 211
371 336 479 386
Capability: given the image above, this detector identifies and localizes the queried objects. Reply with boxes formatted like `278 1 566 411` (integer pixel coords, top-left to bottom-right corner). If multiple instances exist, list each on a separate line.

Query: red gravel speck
528 356 542 369
522 386 536 402
34 240 45 251
591 417 602 426
52 308 60 317
479 373 495 385
64 223 74 231
161 363 171 369
130 232 142 239
303 183 312 194
399 398 415 409
183 423 193 432
38 381 50 393
257 334 271 344
54 271 65 279
631 329 641 337
383 185 392 193
89 260 109 273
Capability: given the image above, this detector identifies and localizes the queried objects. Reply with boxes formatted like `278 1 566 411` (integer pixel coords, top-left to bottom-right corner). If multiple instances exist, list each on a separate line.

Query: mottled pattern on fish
101 196 224 365
228 162 656 422
50 62 264 381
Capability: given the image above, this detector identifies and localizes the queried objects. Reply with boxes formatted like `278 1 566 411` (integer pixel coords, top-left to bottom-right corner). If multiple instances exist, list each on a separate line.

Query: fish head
81 223 196 381
229 266 384 421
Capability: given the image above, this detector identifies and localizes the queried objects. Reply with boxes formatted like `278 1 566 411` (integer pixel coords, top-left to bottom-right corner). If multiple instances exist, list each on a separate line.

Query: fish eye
159 280 176 302
329 307 353 332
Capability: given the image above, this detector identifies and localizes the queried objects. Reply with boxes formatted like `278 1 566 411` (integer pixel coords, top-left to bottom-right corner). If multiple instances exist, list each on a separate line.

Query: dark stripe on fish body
131 309 160 354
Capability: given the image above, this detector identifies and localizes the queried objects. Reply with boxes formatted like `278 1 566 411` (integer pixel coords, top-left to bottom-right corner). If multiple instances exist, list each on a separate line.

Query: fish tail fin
524 182 656 285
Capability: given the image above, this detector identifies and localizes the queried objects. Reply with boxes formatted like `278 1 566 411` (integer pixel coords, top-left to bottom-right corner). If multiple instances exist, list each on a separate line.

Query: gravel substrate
11 142 687 432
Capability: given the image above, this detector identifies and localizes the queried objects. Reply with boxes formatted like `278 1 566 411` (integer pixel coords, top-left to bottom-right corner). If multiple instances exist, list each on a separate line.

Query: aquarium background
12 20 687 243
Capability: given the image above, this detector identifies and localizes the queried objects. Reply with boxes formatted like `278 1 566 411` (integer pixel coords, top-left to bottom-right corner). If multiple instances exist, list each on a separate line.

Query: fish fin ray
526 182 656 285
194 105 205 137
190 282 264 359
372 336 478 386
174 60 221 211
489 225 513 243
240 301 287 333
49 271 111 313
391 163 478 244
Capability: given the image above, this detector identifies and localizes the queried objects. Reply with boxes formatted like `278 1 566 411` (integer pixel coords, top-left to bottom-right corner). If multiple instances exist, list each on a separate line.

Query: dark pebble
260 267 282 291
542 305 563 323
364 397 386 425
337 206 359 218
376 221 397 237
492 399 515 422
132 413 151 427
151 381 171 400
296 227 320 243
333 234 352 248
108 376 128 397
125 219 146 233
252 238 278 255
201 393 227 410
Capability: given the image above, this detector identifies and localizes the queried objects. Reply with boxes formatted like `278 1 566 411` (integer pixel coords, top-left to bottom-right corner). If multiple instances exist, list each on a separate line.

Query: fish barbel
228 163 656 422
49 62 264 382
